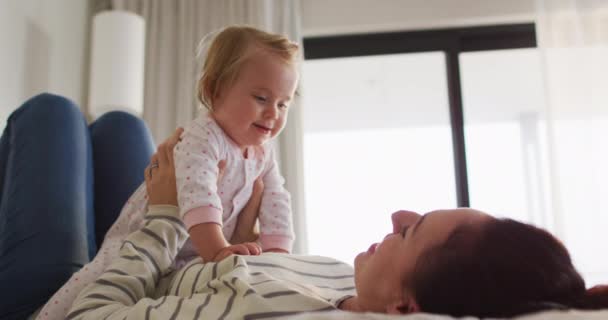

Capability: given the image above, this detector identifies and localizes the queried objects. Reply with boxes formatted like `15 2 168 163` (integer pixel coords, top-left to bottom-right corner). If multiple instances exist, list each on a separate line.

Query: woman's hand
217 159 263 244
230 177 263 244
145 128 183 206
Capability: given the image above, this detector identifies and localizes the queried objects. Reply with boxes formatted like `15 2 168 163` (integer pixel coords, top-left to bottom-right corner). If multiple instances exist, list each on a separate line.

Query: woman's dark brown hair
409 218 608 318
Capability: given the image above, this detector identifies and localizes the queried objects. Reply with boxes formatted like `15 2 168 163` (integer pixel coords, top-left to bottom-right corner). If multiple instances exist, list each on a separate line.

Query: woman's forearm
66 205 187 320
230 178 263 244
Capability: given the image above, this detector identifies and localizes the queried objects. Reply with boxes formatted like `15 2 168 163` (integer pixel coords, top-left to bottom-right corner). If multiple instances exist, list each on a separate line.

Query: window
301 24 538 264
302 52 456 264
460 48 550 226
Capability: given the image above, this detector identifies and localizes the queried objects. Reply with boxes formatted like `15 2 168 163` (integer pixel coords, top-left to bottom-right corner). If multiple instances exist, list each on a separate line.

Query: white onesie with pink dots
35 113 294 320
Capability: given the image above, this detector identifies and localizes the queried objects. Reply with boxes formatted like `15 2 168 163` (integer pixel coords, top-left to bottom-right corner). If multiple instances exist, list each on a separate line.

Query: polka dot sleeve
258 146 295 252
173 124 224 230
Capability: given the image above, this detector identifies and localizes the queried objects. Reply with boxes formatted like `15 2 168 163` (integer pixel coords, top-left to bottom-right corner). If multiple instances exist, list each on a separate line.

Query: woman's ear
386 298 420 314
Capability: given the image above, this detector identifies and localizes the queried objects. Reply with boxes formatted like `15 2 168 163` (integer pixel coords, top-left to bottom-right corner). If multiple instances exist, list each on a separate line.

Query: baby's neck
207 112 253 158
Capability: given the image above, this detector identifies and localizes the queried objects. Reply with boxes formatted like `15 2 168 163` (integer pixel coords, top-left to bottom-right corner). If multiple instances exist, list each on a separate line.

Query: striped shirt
67 205 355 319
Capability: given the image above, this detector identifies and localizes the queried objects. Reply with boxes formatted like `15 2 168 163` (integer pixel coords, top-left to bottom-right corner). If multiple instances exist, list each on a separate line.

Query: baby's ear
203 79 214 101
201 78 220 105
386 298 420 314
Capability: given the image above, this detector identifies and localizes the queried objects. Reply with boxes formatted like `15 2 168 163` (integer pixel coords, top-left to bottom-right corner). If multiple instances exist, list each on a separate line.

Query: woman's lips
367 243 379 254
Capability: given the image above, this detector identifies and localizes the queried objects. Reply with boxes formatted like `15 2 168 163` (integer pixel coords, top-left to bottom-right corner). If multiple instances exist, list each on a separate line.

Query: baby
37 25 299 319
173 25 298 261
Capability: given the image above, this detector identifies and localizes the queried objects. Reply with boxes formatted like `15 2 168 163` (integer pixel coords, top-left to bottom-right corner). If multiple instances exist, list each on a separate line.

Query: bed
59 208 608 320
290 309 608 320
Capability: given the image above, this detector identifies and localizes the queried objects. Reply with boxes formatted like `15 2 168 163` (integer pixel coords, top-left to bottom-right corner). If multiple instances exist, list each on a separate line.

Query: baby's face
212 49 299 151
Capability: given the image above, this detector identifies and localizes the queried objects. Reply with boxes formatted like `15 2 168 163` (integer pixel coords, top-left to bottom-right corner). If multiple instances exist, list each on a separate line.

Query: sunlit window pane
461 49 548 225
552 117 608 286
544 46 608 285
460 48 608 285
302 52 456 264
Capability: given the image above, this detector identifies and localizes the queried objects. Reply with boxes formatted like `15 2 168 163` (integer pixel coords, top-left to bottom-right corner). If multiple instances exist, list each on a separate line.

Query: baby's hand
212 242 262 262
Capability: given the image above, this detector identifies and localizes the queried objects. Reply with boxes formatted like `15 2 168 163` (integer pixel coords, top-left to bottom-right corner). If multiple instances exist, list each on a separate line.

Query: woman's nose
391 210 421 233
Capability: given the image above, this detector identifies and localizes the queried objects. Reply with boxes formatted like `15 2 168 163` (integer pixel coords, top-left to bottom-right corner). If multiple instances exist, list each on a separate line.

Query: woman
0 93 263 320
68 128 608 319
2 94 607 319
0 93 155 320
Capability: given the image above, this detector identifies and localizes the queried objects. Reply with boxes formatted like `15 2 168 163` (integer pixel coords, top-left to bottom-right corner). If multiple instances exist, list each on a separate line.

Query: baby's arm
188 222 228 260
258 147 295 253
174 124 261 262
186 191 262 261
266 247 289 253
190 222 260 262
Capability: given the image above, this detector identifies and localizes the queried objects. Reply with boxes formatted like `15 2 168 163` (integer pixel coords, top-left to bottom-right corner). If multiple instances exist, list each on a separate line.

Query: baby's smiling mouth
253 123 272 133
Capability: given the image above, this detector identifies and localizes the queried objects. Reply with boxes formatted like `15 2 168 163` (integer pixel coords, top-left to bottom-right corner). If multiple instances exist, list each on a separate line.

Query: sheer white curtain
106 0 308 253
536 0 608 285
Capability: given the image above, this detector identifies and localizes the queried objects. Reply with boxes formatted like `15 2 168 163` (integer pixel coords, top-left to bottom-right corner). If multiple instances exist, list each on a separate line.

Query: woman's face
353 208 490 313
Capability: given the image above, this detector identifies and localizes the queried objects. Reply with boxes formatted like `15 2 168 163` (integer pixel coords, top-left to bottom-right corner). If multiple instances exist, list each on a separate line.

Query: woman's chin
354 250 369 265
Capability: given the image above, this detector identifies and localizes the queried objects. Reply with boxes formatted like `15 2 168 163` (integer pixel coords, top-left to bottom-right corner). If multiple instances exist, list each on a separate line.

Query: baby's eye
278 103 289 109
254 95 267 102
401 226 410 238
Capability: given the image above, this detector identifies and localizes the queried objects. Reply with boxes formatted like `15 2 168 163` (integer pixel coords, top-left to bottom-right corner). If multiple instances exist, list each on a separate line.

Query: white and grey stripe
67 207 355 319
247 261 354 279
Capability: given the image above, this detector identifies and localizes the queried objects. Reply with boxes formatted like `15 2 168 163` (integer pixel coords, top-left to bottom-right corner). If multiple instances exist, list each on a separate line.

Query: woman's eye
401 226 410 238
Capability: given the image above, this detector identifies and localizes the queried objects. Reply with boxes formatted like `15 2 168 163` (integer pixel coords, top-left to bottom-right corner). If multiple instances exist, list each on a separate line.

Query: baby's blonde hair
197 26 300 111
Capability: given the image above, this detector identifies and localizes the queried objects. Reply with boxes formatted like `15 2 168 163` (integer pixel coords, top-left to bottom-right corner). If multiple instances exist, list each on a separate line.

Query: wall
0 0 90 129
0 0 535 128
300 0 536 36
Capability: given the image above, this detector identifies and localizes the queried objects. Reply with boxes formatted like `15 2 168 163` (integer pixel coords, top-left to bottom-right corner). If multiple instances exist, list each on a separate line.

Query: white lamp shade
88 11 145 118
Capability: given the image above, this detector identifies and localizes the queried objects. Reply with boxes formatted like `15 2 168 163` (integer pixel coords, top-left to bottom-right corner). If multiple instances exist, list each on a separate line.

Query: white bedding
64 206 607 319
290 309 608 320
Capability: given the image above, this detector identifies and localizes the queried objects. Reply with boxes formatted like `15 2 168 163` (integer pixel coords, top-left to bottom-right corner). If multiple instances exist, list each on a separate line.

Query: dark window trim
304 23 536 59
303 23 537 207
